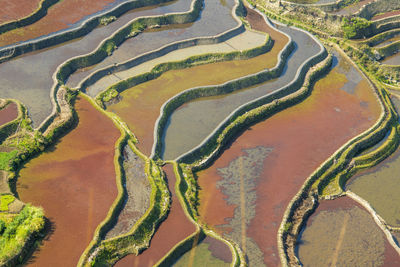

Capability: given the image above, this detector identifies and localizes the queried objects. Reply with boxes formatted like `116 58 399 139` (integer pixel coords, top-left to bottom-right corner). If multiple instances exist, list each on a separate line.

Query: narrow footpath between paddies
85 29 267 97
17 96 120 266
0 0 41 25
115 164 196 266
0 102 18 127
195 50 381 266
297 196 400 266
107 6 288 156
66 0 237 88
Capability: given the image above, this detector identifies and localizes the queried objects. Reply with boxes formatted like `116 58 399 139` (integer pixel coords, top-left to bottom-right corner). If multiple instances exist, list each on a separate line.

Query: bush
342 17 372 39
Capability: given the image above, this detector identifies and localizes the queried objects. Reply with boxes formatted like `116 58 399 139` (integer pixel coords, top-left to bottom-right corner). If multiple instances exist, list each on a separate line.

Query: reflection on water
298 197 386 266
17 96 120 266
174 236 231 267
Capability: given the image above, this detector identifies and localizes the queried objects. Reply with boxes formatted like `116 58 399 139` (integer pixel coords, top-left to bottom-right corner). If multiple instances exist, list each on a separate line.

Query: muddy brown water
0 102 18 126
17 96 120 266
107 4 288 157
0 0 41 25
0 0 190 127
115 164 196 266
196 51 381 266
0 0 133 47
107 43 285 156
297 196 400 266
173 236 232 266
372 10 400 21
346 94 400 228
160 19 322 160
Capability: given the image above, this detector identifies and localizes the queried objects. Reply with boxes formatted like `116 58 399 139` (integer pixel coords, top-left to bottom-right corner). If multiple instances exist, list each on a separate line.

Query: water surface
17 96 120 266
0 0 190 127
298 196 400 266
196 50 380 266
115 164 196 266
0 102 18 126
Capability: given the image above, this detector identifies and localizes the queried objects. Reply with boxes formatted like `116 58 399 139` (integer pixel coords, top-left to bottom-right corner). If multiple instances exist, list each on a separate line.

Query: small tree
342 17 372 39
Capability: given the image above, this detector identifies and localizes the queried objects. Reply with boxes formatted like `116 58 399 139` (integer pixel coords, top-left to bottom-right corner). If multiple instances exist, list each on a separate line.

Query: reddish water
0 0 41 25
300 196 400 266
0 102 18 126
108 4 288 156
197 61 381 265
17 96 120 266
372 10 400 21
0 0 121 46
115 164 196 267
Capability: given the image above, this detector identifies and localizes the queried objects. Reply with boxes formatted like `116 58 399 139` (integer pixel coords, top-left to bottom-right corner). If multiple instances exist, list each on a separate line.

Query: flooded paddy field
0 102 18 126
195 50 380 266
107 6 288 156
174 236 232 267
161 22 322 160
107 34 284 156
0 0 41 25
86 29 267 97
0 0 191 127
0 0 138 47
375 34 400 48
382 53 400 66
331 0 374 16
16 96 120 266
372 10 400 21
66 0 238 89
297 196 400 266
347 94 400 228
105 145 150 239
115 164 196 266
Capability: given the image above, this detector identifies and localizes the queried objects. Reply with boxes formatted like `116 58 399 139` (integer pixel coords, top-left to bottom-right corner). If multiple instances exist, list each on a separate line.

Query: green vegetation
99 16 116 26
0 195 15 212
342 17 372 39
0 205 45 265
97 35 273 107
0 151 17 171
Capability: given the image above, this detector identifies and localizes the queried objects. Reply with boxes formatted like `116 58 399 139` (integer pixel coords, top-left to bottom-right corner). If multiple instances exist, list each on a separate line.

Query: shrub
342 17 372 39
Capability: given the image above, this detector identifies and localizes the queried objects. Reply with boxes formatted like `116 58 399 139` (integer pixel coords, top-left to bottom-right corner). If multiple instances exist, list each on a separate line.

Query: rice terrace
1 0 400 266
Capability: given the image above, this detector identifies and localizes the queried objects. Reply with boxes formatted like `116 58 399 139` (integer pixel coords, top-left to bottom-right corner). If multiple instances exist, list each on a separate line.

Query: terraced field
0 0 400 266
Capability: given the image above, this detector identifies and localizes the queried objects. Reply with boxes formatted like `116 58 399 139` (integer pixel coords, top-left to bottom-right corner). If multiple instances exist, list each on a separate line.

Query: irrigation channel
297 196 400 266
17 96 120 266
192 48 381 266
0 0 193 127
